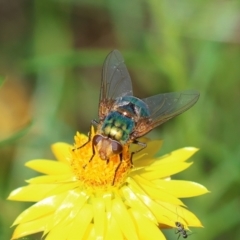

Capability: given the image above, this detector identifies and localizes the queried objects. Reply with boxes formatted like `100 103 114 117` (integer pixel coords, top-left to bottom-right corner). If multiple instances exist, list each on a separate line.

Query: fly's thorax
115 96 150 119
101 111 135 143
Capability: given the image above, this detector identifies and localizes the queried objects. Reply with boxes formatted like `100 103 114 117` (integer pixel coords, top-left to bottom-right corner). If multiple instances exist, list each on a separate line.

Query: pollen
70 128 132 190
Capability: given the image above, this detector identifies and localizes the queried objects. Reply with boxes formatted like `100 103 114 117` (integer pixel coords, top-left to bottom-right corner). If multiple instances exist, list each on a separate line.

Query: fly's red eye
93 134 103 146
111 141 123 154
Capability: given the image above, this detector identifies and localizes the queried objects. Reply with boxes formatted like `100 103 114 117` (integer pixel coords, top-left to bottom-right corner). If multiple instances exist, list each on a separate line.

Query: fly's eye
111 141 123 154
93 134 103 146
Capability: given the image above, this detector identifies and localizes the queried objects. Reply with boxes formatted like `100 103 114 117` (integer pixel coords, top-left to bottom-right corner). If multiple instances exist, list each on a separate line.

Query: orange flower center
70 131 132 190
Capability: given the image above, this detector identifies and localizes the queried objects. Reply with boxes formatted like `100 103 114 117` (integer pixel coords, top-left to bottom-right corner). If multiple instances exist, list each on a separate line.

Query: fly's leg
112 141 141 185
73 128 91 151
130 139 147 165
82 142 95 169
112 153 123 185
132 139 147 152
88 141 96 164
73 120 98 150
86 120 99 164
72 121 98 168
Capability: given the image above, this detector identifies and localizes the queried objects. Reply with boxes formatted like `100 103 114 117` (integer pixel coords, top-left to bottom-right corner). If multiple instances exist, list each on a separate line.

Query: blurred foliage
0 121 32 147
0 76 4 86
0 0 240 239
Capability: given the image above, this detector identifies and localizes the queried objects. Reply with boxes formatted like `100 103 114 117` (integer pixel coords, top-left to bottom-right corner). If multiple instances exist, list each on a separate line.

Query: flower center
70 132 132 190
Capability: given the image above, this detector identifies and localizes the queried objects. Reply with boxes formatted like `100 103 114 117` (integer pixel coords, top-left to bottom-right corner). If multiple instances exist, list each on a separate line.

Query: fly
78 50 200 184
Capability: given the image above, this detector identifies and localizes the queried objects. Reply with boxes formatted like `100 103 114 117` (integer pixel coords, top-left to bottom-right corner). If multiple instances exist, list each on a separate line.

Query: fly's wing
133 90 200 138
98 50 133 120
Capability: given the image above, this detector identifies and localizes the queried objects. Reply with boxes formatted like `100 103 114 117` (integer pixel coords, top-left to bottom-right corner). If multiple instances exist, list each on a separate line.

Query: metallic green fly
79 50 199 181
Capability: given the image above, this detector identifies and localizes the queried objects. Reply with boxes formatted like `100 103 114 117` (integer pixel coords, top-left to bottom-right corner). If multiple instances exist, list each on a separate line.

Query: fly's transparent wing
134 90 200 138
98 50 133 120
143 90 199 121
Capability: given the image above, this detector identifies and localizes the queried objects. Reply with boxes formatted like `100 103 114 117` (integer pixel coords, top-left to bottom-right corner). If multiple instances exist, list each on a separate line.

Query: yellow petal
92 197 105 239
25 160 71 175
156 202 203 228
51 142 72 163
133 139 163 164
132 175 184 206
84 223 96 240
44 190 89 232
11 215 52 239
139 162 193 180
105 213 123 240
177 206 203 227
126 180 192 227
67 204 93 239
8 184 57 201
102 192 113 212
111 198 138 240
12 195 62 226
45 201 92 240
134 193 176 227
152 180 210 197
130 208 166 240
45 182 80 196
44 221 71 240
154 147 199 164
46 198 94 239
26 174 75 184
120 185 158 225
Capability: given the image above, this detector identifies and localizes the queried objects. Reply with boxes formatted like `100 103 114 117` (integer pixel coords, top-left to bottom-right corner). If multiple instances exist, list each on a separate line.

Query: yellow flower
8 127 209 240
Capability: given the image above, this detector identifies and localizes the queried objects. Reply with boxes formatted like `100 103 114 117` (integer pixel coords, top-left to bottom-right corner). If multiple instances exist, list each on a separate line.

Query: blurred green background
0 0 240 239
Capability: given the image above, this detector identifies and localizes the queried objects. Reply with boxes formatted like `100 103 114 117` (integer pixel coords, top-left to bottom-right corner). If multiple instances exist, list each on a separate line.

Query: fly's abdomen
101 111 134 143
